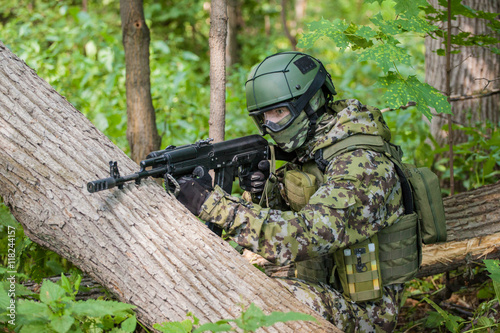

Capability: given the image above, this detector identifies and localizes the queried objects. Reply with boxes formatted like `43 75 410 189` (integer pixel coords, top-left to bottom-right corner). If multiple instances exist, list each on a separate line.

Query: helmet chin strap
304 103 327 141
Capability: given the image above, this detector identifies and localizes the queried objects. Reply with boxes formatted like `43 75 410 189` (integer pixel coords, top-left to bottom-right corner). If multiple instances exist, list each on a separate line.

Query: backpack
316 134 447 246
315 134 447 301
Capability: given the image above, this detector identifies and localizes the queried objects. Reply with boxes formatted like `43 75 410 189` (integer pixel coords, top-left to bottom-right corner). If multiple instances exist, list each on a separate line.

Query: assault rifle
87 135 295 235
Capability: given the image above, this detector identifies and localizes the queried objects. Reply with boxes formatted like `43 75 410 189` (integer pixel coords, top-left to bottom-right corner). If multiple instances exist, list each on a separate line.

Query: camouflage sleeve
198 149 403 266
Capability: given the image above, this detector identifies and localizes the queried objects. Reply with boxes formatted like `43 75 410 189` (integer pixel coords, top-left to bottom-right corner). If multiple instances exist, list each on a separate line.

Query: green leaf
60 274 72 294
17 299 52 325
370 13 401 36
444 314 465 332
0 284 12 311
19 322 53 333
193 321 232 333
394 0 428 16
436 49 446 56
298 18 351 50
358 43 411 73
477 316 495 327
424 311 443 328
232 303 316 332
39 280 67 305
74 274 82 293
375 73 451 119
423 297 464 332
396 15 437 34
484 260 500 282
49 314 75 333
494 281 500 302
260 311 317 327
153 319 193 333
71 299 135 318
345 23 375 50
121 315 137 333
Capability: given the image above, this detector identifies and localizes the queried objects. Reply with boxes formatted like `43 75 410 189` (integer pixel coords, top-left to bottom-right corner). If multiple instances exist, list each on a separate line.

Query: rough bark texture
120 0 161 163
425 0 500 147
417 180 500 277
226 0 240 67
0 42 339 332
208 0 227 143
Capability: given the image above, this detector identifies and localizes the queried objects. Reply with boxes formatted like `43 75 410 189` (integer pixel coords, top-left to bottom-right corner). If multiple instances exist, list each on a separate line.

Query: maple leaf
358 43 411 73
375 72 451 119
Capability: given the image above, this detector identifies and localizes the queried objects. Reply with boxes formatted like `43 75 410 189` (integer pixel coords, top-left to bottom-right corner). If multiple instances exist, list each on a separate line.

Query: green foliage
400 261 500 333
423 297 465 332
0 200 78 282
434 120 500 192
154 303 316 333
484 260 500 301
298 0 451 119
426 0 500 55
375 73 451 120
0 274 137 332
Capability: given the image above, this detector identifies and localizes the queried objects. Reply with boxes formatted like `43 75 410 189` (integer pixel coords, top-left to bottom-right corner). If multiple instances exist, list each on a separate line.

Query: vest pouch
295 254 333 285
378 213 420 285
333 237 383 302
404 165 447 244
283 169 318 212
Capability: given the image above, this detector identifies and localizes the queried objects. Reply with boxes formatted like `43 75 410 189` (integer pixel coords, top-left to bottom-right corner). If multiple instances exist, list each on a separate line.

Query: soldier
177 52 419 332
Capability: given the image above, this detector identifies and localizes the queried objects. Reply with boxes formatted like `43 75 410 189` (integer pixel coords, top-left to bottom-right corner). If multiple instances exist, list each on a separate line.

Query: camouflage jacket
199 99 404 266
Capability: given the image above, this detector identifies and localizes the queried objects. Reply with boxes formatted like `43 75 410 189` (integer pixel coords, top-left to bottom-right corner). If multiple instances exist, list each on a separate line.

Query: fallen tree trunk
0 41 339 332
418 181 500 277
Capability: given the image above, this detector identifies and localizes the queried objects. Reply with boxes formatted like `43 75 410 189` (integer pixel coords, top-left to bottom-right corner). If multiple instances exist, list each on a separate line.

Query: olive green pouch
333 237 383 302
404 165 447 244
378 213 420 285
283 169 318 212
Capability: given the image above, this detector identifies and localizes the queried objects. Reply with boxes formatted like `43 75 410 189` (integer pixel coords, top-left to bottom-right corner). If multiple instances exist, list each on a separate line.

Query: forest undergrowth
396 263 500 333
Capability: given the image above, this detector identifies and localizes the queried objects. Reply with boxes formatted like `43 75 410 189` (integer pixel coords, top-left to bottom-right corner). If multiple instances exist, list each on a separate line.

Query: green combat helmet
245 52 336 152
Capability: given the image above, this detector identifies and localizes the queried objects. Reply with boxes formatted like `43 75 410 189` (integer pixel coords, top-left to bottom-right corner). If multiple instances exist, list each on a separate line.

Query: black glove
177 166 213 216
238 160 270 194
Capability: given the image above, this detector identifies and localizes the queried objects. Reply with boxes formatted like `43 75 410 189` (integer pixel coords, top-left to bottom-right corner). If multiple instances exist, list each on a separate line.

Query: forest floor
395 268 500 332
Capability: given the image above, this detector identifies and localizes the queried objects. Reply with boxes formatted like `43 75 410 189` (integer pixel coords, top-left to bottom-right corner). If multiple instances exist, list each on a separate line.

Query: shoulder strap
314 134 414 215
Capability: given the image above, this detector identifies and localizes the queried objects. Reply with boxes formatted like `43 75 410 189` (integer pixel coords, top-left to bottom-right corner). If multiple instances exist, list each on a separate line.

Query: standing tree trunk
281 0 297 50
208 0 227 143
425 0 500 147
0 42 339 332
120 0 161 163
226 0 240 67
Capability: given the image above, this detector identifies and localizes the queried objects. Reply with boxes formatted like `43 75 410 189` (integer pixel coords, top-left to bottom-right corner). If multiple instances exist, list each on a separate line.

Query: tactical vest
285 134 446 302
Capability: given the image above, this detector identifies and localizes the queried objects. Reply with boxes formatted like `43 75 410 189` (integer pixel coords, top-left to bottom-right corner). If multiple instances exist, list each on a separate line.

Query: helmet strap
305 103 327 141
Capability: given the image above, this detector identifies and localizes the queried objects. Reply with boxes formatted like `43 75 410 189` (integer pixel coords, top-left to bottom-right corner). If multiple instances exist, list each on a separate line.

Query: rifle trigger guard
166 174 180 197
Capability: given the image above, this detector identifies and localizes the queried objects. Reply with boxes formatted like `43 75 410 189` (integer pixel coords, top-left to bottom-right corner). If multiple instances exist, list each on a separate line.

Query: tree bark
120 0 161 164
208 0 227 143
0 41 338 332
417 180 500 277
226 0 240 67
425 0 500 147
281 0 297 50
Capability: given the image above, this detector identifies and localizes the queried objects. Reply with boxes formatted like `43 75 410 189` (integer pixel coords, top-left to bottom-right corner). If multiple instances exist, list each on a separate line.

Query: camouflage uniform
199 99 405 332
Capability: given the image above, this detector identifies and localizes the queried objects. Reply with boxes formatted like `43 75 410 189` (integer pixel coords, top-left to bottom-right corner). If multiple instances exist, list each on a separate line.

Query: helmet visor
249 102 300 134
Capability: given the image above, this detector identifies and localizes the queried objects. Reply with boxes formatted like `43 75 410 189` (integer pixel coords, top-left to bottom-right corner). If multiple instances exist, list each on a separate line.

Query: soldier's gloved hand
239 160 270 194
177 166 213 216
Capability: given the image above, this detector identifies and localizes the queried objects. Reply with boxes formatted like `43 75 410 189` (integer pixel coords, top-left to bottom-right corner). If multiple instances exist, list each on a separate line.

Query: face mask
269 111 309 152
